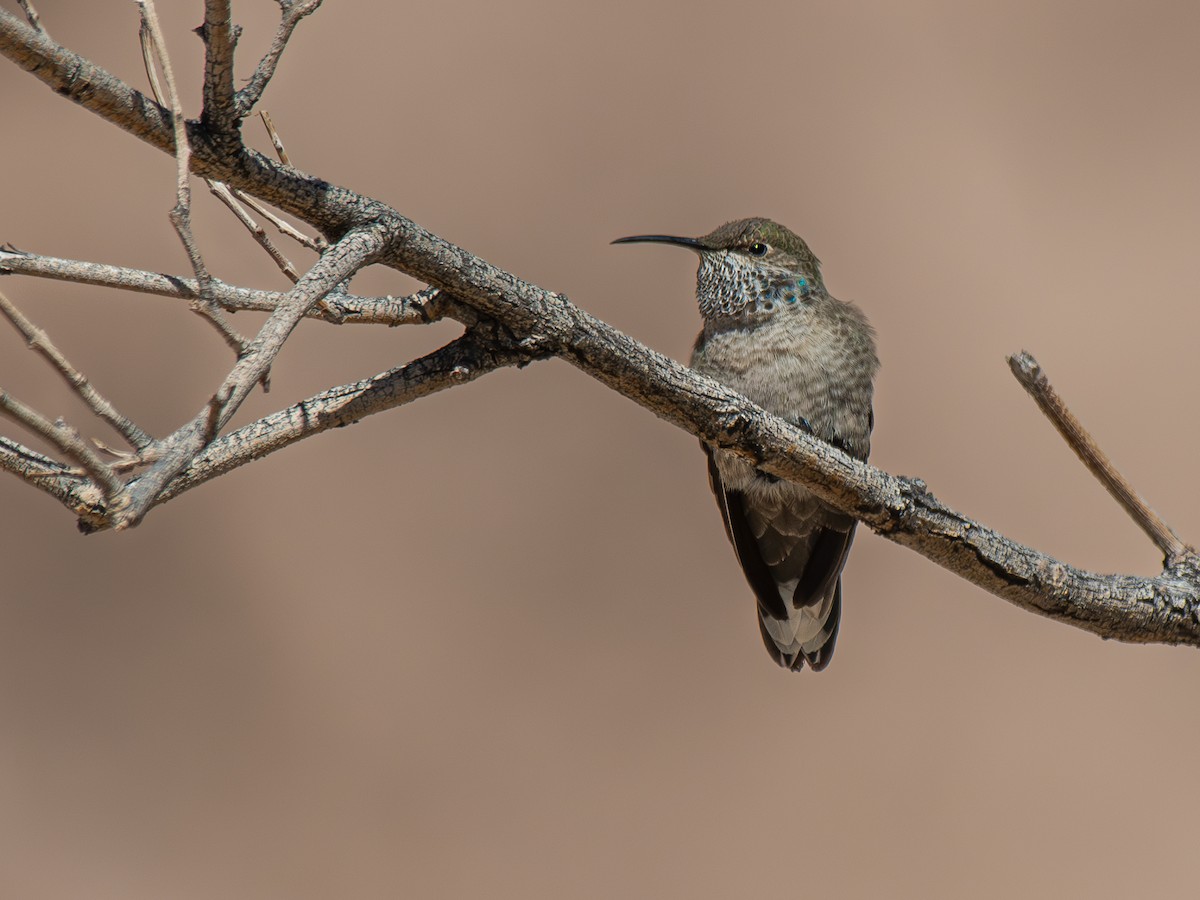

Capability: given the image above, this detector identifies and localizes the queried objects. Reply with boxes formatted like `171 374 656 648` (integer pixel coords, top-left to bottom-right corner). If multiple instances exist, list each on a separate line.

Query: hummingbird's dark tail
704 446 853 672
758 580 843 671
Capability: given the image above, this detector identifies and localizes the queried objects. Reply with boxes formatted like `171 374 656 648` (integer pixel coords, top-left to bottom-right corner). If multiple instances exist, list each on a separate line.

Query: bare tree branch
137 1 202 282
1009 351 1187 562
0 436 108 528
152 321 538 510
0 386 122 501
0 7 1196 649
0 434 68 481
198 0 238 139
207 181 301 282
234 185 325 251
149 9 312 303
0 248 448 325
259 110 292 167
138 1 253 360
113 221 390 529
0 289 152 449
136 15 164 104
244 113 327 250
234 0 322 117
15 0 42 33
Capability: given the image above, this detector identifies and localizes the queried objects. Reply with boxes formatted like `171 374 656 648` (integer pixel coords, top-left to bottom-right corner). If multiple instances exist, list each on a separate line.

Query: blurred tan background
3 1 1199 897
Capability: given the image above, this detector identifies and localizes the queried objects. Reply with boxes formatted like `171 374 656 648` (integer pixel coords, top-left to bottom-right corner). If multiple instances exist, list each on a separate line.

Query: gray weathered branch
199 0 239 139
153 321 538 507
235 0 322 117
0 381 122 500
0 247 447 325
0 436 107 525
0 8 1195 647
113 221 391 528
1009 351 1186 561
0 289 151 449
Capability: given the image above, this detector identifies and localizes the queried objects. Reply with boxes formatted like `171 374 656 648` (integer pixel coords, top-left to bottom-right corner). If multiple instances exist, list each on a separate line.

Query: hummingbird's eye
747 242 769 257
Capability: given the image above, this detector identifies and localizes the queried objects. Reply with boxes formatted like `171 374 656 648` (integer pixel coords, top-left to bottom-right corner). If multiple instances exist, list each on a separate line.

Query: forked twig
1009 351 1187 561
235 0 323 116
234 188 327 251
153 325 527 506
245 113 328 252
93 438 160 473
0 388 122 500
138 1 256 365
137 3 203 280
140 21 314 309
208 181 301 281
143 12 316 296
112 222 388 529
136 16 163 100
0 289 152 449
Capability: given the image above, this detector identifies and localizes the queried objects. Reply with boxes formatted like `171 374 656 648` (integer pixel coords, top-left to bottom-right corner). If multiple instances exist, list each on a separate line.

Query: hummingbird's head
613 218 825 320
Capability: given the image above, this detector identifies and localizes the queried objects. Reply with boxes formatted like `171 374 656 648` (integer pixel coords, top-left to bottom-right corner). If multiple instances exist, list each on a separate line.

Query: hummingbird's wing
703 445 855 671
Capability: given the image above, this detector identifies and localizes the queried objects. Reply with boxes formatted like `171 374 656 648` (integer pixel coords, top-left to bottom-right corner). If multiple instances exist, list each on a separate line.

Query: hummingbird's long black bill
611 234 705 250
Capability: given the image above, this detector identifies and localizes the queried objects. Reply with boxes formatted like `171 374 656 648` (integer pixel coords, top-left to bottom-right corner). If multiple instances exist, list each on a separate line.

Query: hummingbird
614 218 878 671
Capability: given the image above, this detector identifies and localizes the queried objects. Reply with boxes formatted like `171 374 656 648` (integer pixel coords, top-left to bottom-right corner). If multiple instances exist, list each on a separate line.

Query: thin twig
235 1 322 116
143 14 309 315
0 249 447 325
93 438 159 473
1008 351 1187 561
241 113 328 252
233 189 327 251
138 2 256 364
259 110 291 166
0 289 152 449
16 0 44 35
137 18 164 101
208 181 301 281
0 388 123 501
137 2 199 276
248 113 328 250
